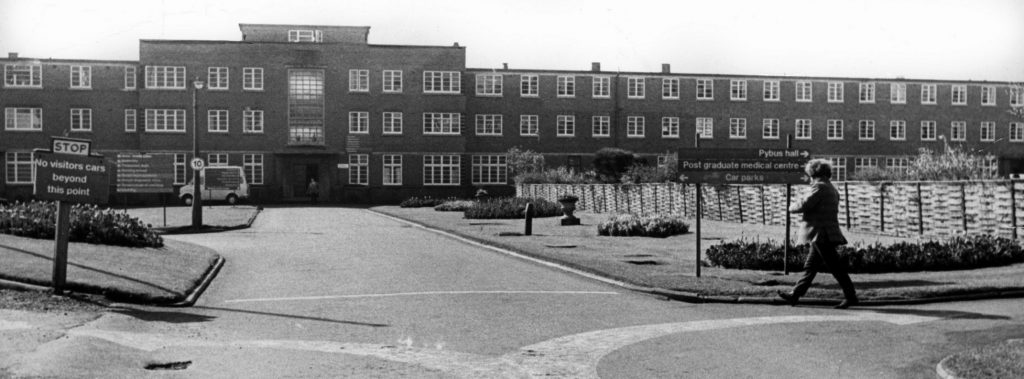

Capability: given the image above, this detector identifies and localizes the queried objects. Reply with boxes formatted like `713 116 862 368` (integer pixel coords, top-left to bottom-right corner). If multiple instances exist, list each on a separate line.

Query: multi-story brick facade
2 24 1022 204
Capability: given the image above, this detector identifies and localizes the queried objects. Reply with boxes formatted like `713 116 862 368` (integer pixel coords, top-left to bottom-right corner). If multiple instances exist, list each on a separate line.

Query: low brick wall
517 181 1024 240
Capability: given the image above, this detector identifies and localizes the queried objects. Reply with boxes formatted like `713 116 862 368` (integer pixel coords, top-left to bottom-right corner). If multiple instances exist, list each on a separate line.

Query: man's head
804 159 833 181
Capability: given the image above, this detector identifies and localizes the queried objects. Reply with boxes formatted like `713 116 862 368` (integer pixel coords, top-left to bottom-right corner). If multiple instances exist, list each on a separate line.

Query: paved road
6 207 1024 378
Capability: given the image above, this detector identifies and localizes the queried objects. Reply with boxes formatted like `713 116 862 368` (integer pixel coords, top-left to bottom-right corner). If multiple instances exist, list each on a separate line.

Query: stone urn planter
558 194 580 226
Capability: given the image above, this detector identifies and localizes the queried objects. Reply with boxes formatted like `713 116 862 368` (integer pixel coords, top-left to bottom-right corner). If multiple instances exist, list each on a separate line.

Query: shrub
463 197 562 219
0 201 163 248
850 147 998 181
399 197 449 208
706 235 1024 273
434 200 476 212
507 147 545 178
515 167 593 184
593 148 635 183
597 214 690 238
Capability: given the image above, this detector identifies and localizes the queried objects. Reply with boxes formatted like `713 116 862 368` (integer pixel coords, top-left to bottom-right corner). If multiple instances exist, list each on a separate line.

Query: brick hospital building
2 24 1023 204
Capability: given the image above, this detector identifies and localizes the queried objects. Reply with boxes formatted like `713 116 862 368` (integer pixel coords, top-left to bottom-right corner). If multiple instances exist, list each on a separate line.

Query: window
657 155 673 168
5 152 33 184
662 78 679 99
921 121 937 140
208 67 228 90
208 110 229 133
1011 87 1024 107
423 155 460 185
70 66 91 89
287 69 324 145
859 82 875 103
472 155 507 184
383 112 403 135
124 109 136 132
886 157 910 173
5 108 42 130
763 119 780 140
556 115 575 137
475 114 502 136
383 155 402 186
980 121 996 142
662 117 679 138
557 76 575 97
349 154 368 185
349 111 369 134
423 113 461 135
729 118 747 139
145 109 186 132
207 153 228 167
627 77 645 99
795 81 812 102
950 121 966 141
124 66 136 90
174 154 186 185
890 83 907 104
921 84 937 104
145 66 185 89
4 64 42 87
858 120 875 140
981 86 996 106
795 119 812 140
243 67 264 90
827 120 844 140
243 109 264 133
827 157 847 181
521 74 539 97
288 29 322 42
696 117 713 139
349 69 369 92
243 154 263 185
475 74 502 96
383 70 403 93
1011 122 1024 142
423 71 461 94
951 85 967 105
626 116 644 137
520 115 539 136
730 80 747 101
854 157 878 174
763 80 780 101
592 76 611 98
592 116 610 137
827 82 843 103
696 78 714 100
890 120 906 141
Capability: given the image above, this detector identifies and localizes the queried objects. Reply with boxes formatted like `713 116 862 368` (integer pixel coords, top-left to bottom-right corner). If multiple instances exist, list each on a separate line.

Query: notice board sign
204 168 242 190
33 150 109 204
677 148 811 184
115 153 175 193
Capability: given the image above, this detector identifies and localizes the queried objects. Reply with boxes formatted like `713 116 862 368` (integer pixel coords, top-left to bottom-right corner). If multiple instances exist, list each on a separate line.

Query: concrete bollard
524 203 533 236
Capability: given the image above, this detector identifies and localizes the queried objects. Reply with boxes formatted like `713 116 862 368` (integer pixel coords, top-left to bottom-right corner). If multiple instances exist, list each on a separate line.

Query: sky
1 0 1022 82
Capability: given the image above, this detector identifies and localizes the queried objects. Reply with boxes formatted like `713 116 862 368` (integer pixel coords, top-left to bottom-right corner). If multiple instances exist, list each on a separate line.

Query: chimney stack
503 63 508 70
592 62 601 72
662 63 671 74
8 52 19 59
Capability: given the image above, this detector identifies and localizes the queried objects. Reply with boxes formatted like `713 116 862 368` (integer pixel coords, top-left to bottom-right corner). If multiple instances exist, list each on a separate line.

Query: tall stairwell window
288 69 325 145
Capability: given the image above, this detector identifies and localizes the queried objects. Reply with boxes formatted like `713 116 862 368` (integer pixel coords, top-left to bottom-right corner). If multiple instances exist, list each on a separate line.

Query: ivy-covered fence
516 180 1023 240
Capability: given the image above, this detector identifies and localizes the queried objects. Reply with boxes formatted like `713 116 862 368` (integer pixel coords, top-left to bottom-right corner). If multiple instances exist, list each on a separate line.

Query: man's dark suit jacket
789 180 848 246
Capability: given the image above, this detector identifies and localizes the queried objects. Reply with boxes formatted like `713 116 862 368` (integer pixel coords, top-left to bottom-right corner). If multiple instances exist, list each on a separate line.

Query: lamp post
192 79 204 228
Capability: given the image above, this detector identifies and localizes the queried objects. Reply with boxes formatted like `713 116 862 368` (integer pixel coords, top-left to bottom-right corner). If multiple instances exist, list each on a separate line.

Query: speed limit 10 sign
190 158 205 171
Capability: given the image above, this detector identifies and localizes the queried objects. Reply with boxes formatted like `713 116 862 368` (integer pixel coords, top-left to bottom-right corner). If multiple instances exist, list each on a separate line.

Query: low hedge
0 201 163 248
597 214 690 238
706 235 1024 273
463 197 562 219
399 197 450 208
434 200 477 212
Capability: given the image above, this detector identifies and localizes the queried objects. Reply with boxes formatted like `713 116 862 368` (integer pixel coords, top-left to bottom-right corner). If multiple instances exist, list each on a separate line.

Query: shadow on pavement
868 308 1012 320
822 280 954 289
112 308 217 323
195 305 390 328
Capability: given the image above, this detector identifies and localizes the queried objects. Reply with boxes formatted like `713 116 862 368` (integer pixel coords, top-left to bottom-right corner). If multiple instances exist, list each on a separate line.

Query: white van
179 166 249 205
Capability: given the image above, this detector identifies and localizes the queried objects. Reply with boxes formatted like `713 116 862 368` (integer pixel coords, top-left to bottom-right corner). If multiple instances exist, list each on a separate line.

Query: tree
592 148 635 183
506 147 545 178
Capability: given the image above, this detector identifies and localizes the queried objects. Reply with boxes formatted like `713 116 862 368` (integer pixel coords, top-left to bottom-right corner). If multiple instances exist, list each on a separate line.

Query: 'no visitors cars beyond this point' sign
677 148 812 184
33 150 109 204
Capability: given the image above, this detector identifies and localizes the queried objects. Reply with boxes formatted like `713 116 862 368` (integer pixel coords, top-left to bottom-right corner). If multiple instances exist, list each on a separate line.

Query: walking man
778 159 858 309
307 178 319 205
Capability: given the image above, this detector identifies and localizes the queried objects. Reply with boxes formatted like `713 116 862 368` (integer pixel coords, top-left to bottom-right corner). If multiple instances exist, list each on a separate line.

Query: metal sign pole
784 134 793 275
52 201 71 294
694 135 701 278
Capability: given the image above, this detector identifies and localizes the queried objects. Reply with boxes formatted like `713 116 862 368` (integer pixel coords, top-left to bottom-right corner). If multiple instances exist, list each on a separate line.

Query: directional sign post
679 146 812 277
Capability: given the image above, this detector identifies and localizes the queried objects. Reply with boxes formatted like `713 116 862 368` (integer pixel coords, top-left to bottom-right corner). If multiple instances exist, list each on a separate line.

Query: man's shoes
777 291 799 306
834 298 858 309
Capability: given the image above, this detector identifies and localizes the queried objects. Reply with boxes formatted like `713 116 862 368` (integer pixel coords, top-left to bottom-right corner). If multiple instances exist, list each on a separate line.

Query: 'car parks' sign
115 153 175 193
677 148 811 184
33 150 109 204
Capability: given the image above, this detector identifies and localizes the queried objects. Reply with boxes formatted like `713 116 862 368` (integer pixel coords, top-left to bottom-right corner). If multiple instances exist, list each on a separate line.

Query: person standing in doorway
307 178 319 205
778 159 858 309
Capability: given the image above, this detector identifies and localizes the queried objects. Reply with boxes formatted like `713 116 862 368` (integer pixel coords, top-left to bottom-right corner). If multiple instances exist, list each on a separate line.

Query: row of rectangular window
475 73 1024 106
4 152 264 185
346 154 507 186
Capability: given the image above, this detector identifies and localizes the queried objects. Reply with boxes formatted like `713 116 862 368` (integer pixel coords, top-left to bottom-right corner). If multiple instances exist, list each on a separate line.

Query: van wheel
182 195 193 206
226 194 238 205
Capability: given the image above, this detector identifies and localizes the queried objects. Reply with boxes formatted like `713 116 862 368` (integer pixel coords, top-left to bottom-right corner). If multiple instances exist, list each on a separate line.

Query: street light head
194 81 205 89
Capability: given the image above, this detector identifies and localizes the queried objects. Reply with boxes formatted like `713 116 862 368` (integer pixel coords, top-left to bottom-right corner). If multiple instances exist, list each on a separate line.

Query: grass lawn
373 206 1024 302
942 339 1024 378
123 205 259 231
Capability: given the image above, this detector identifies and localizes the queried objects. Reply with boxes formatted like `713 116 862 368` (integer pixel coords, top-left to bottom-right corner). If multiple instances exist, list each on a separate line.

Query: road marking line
64 312 939 378
224 290 620 304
